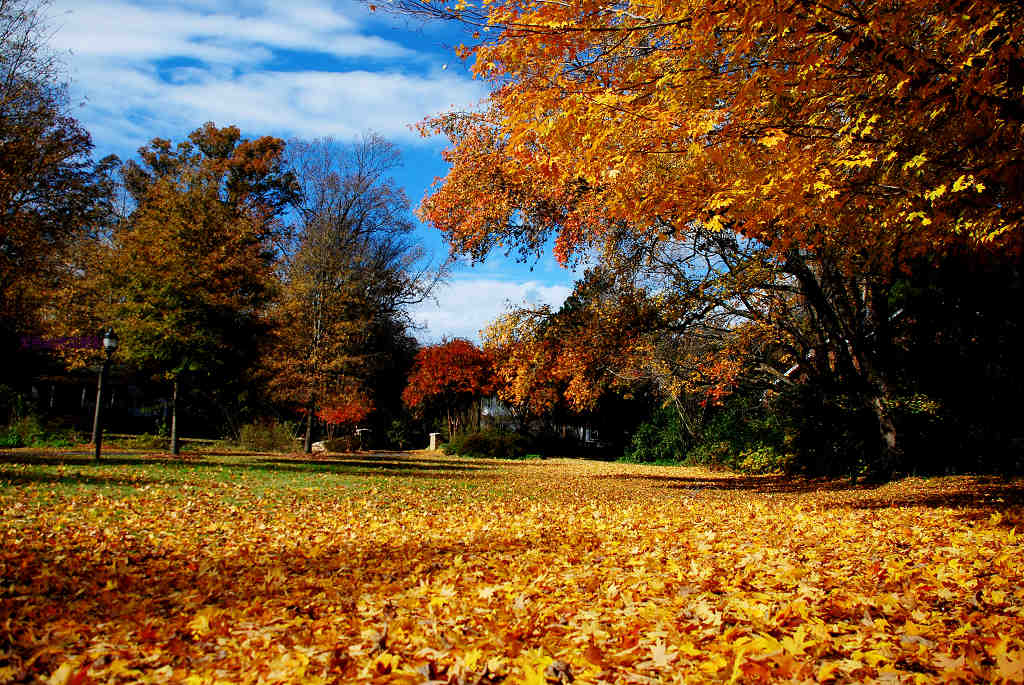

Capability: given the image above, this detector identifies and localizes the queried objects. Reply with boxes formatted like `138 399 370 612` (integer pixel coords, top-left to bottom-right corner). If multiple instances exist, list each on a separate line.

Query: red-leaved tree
317 396 374 440
402 339 494 439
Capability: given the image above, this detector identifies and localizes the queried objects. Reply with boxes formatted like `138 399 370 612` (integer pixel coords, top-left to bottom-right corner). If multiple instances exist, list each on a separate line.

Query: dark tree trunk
867 281 901 477
872 394 900 466
786 250 904 478
304 397 314 453
863 367 903 479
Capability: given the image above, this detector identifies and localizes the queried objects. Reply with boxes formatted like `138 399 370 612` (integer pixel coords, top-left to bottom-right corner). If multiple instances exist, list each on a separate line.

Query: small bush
238 420 298 452
679 389 794 473
738 445 792 474
321 436 356 452
0 384 28 425
114 433 166 450
769 384 875 476
622 405 690 464
9 415 46 445
442 430 531 459
687 440 735 468
386 418 414 450
0 416 79 448
0 428 22 448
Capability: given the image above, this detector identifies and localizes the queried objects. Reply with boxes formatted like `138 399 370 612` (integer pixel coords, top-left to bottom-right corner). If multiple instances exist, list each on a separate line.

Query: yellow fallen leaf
464 648 484 672
650 640 677 668
817 660 841 681
46 663 77 685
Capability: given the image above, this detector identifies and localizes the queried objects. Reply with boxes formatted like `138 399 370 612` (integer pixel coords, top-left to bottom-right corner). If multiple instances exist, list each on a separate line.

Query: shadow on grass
0 449 508 487
0 471 172 489
256 455 490 473
0 450 208 466
832 482 1024 511
598 472 1024 510
597 472 861 493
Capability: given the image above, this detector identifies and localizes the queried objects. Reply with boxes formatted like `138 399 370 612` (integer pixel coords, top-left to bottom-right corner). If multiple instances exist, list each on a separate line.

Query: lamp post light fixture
91 329 118 461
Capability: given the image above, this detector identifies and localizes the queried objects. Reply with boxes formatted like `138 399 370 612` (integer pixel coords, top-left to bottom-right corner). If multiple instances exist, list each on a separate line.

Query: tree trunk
874 397 900 461
170 376 181 456
787 251 903 477
784 251 860 379
304 396 314 453
865 282 901 479
91 363 105 447
865 378 902 480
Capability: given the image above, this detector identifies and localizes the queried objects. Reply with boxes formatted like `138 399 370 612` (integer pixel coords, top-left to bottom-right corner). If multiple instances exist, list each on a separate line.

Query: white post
429 432 440 451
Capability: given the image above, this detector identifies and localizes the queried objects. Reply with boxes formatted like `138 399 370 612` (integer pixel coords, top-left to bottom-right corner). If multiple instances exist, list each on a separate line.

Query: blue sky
50 0 576 342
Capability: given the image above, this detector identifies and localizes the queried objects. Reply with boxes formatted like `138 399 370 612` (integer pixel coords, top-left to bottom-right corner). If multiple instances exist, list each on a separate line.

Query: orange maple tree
414 0 1024 472
419 0 1022 260
484 270 656 415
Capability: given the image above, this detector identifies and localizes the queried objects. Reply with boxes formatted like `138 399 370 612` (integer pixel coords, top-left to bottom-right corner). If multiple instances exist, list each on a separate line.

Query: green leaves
108 124 291 381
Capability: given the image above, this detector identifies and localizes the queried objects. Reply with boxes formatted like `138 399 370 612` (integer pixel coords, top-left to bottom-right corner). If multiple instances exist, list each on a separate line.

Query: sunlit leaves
420 0 1024 273
416 0 1024 470
1 454 1023 683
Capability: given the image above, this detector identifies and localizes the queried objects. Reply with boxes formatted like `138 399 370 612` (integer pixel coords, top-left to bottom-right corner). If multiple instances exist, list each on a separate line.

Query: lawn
1 450 1023 684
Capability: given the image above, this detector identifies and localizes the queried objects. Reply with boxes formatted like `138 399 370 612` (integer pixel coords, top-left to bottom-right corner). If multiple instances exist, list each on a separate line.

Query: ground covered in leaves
2 450 1023 684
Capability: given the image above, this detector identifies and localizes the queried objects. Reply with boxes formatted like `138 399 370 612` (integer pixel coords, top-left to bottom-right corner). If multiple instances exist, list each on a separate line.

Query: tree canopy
0 0 116 334
411 0 1024 474
265 135 439 451
418 0 1021 266
105 124 297 452
403 339 494 438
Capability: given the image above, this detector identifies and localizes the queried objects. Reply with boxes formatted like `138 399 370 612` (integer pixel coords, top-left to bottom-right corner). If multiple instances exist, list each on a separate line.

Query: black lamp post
91 329 118 461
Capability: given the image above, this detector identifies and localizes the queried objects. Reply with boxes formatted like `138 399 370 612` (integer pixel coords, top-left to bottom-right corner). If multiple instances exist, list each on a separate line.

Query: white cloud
50 0 487 152
49 0 552 344
411 277 572 344
53 0 407 63
69 58 486 151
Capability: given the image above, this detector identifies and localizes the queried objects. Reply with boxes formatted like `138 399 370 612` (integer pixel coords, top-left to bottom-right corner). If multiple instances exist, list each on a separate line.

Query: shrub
0 415 79 448
386 417 414 450
442 430 531 459
0 384 28 425
675 388 793 472
320 436 356 452
0 428 22 448
768 384 875 477
9 415 46 445
114 433 166 450
738 445 793 474
238 420 298 452
687 440 735 469
622 405 690 464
